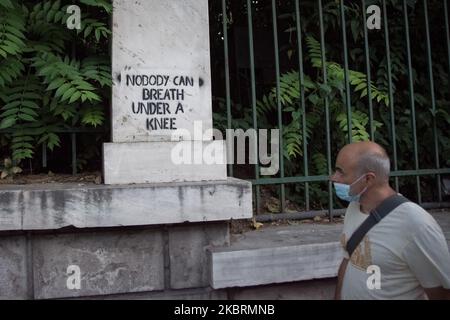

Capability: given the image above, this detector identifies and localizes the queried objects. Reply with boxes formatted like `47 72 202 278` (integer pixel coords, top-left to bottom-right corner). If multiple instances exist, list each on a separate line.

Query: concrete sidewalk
229 210 450 249
208 210 450 292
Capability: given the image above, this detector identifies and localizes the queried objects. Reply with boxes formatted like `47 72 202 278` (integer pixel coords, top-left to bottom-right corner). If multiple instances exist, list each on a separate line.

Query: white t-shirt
340 200 450 300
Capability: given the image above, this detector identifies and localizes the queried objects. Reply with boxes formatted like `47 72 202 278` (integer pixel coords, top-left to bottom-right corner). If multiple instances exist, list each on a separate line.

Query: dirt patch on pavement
230 215 345 235
0 172 102 185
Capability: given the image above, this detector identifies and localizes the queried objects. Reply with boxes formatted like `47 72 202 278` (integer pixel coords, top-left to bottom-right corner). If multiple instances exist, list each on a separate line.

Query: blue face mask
333 174 367 202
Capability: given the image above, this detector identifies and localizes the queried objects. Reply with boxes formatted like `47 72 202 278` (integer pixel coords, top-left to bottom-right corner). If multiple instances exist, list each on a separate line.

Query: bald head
339 141 391 182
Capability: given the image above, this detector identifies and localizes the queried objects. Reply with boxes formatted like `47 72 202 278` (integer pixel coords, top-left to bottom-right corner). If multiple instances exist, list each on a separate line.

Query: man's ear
366 172 377 184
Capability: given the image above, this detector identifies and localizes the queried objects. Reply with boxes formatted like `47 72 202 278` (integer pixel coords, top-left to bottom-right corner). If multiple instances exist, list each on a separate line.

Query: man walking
331 141 450 299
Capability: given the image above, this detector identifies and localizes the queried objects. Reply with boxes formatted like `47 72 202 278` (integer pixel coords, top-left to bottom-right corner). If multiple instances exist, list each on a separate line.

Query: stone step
209 211 450 289
0 177 252 230
208 223 345 289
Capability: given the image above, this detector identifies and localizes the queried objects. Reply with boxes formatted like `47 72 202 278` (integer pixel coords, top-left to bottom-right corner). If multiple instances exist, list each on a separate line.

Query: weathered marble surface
0 178 252 230
111 0 212 142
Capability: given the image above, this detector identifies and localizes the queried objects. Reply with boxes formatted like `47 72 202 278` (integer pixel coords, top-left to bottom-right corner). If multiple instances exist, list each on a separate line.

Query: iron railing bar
295 0 310 210
247 0 261 214
318 0 334 220
271 0 286 213
423 0 442 202
382 0 399 192
390 168 450 176
362 0 374 141
403 0 421 203
445 0 450 81
222 0 233 177
255 202 450 222
256 209 346 222
250 168 450 185
0 128 106 134
252 175 330 185
340 0 352 144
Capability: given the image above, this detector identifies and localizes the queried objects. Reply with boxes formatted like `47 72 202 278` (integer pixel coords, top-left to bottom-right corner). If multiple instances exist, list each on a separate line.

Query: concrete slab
0 236 28 299
32 229 165 299
169 223 229 289
0 190 22 231
0 178 252 230
228 223 343 250
209 223 345 289
103 140 226 184
209 237 343 289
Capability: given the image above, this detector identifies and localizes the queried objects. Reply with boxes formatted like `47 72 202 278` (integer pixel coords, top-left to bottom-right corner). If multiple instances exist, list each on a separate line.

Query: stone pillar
103 0 227 185
102 0 252 224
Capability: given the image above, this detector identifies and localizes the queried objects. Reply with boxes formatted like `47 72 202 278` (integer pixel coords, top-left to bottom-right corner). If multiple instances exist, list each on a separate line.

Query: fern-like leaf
0 4 26 58
0 76 43 129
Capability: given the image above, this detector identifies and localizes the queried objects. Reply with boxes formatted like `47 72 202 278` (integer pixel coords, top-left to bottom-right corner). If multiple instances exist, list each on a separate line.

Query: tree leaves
255 35 390 169
10 131 35 160
0 5 26 58
0 1 112 162
0 57 25 87
77 18 111 41
33 52 105 105
0 0 14 9
0 77 43 130
312 153 328 176
37 131 60 151
81 106 105 127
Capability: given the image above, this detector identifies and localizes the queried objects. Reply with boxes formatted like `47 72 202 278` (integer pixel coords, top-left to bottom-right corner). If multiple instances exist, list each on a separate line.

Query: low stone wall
0 222 230 299
0 222 342 300
0 178 252 300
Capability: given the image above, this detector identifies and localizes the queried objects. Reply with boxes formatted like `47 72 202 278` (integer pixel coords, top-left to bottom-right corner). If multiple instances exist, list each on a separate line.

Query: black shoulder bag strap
346 194 410 258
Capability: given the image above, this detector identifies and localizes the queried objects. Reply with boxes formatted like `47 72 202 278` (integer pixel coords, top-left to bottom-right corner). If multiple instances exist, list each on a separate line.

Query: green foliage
336 110 383 142
305 36 389 106
245 0 450 207
257 36 388 167
0 77 42 129
311 153 328 176
0 0 111 164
